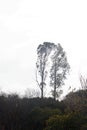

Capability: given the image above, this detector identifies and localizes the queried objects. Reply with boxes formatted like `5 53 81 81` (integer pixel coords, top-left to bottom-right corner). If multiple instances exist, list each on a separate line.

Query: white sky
0 0 87 96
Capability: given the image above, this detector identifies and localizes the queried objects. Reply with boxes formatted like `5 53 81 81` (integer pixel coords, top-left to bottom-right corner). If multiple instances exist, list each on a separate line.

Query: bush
44 112 84 130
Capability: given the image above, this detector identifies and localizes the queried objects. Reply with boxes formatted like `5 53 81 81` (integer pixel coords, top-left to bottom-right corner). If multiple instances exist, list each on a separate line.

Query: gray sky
0 0 87 95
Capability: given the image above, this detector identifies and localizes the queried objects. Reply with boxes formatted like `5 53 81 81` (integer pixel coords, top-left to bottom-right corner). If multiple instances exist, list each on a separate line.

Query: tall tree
50 43 70 100
36 42 55 98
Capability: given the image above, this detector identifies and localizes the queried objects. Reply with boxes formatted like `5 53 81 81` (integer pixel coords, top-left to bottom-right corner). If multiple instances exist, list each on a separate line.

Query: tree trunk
41 85 43 99
40 80 44 99
54 85 56 100
54 61 57 100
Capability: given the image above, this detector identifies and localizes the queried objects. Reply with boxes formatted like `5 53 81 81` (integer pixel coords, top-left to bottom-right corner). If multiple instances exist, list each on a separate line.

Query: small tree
50 43 70 100
80 75 87 90
36 42 55 98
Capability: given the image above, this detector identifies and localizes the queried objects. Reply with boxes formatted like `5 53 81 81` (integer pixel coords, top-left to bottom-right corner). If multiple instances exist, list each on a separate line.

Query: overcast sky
0 0 87 95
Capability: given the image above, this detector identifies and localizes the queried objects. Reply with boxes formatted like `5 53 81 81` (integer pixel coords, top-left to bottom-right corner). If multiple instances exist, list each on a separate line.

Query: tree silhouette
50 43 70 100
36 42 55 98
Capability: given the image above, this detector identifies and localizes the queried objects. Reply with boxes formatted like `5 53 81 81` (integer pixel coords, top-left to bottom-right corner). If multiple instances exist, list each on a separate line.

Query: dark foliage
0 94 64 130
0 89 87 130
63 89 87 114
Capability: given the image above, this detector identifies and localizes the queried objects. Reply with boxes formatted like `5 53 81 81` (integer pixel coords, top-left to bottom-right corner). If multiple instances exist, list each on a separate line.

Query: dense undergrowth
0 90 87 130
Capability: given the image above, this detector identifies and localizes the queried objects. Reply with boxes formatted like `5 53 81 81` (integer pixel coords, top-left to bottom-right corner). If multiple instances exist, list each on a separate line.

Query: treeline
0 89 87 130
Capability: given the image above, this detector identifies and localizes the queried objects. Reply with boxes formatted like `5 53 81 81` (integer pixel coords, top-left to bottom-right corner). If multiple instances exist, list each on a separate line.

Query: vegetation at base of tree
63 89 87 114
0 89 87 130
